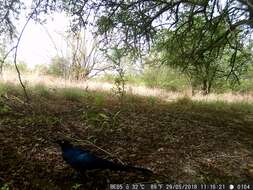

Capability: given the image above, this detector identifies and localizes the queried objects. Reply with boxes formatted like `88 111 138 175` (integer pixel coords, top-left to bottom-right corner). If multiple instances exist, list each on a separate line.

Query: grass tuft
57 87 86 101
0 82 23 96
32 83 51 98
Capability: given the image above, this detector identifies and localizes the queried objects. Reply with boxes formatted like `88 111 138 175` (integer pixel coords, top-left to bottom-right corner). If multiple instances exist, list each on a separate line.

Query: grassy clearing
3 71 253 104
0 82 253 189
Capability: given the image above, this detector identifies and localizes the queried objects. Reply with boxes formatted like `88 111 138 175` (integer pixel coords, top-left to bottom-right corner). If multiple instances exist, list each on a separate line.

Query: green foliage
231 66 253 93
154 21 252 94
96 16 114 34
106 47 127 102
71 183 82 190
83 109 120 128
112 75 126 100
82 110 109 127
99 66 188 92
47 56 69 77
194 100 253 114
1 0 253 89
141 66 188 91
176 96 193 108
32 83 51 98
0 184 9 190
173 96 253 114
146 96 157 106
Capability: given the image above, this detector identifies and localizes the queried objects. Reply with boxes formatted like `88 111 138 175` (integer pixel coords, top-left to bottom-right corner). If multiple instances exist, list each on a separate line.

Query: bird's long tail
108 161 153 175
125 165 153 175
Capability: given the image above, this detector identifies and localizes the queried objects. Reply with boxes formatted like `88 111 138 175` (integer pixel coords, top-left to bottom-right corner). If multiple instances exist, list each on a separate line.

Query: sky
17 13 70 68
14 0 241 69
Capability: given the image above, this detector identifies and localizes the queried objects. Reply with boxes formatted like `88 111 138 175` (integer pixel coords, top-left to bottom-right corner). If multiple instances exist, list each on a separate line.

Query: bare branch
13 0 43 102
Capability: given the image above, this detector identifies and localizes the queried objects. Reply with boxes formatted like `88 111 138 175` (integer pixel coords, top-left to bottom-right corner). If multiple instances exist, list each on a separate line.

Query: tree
48 56 69 77
66 30 109 80
153 16 252 94
2 1 253 50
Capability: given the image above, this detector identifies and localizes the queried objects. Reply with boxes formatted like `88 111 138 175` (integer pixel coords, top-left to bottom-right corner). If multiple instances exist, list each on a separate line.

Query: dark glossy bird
56 140 152 175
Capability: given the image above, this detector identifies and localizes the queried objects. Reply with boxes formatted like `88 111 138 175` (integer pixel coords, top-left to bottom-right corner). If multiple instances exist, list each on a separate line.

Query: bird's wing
74 151 112 170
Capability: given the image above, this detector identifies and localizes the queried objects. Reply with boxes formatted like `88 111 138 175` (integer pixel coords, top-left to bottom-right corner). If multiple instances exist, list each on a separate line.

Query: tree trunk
0 63 2 80
202 80 208 95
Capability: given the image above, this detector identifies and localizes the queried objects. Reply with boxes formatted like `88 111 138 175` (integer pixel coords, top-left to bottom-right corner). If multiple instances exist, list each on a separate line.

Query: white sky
17 13 70 68
14 0 239 69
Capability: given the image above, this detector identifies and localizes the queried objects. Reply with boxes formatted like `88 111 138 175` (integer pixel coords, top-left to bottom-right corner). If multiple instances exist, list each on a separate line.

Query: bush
3 62 29 73
141 66 188 91
33 64 49 75
47 56 69 77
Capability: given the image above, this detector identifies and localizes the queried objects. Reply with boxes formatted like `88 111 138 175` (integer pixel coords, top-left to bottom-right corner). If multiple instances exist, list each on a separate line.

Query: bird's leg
105 170 110 184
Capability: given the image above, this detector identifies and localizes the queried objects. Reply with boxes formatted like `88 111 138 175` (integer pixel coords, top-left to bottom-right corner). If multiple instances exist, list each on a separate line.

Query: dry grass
2 71 253 103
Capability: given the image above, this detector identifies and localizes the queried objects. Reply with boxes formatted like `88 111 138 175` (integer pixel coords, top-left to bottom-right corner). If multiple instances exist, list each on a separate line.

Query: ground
0 86 253 190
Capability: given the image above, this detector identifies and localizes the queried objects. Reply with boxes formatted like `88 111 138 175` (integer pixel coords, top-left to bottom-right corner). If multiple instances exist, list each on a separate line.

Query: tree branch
13 0 43 102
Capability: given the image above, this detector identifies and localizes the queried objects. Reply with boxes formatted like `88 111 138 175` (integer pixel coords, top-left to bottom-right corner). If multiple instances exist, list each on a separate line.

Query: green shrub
32 83 51 98
141 66 188 91
47 56 69 77
58 88 85 101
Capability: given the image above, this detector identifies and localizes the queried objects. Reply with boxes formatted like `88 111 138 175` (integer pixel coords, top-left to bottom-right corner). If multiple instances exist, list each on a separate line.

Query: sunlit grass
1 70 253 104
0 81 23 96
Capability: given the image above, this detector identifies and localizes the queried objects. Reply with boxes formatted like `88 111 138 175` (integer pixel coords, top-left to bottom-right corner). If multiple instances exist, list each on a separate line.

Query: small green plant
106 47 127 104
112 74 126 102
98 113 110 127
112 110 121 128
176 96 192 107
147 96 157 106
83 109 120 128
1 184 10 190
0 103 11 114
71 183 82 190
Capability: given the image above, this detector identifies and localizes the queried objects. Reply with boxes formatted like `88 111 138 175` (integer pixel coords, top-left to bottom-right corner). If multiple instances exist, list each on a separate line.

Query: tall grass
0 82 23 96
57 87 87 101
99 66 189 92
1 68 253 104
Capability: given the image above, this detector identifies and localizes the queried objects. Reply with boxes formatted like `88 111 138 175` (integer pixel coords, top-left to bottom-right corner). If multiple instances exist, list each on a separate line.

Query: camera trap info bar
109 183 252 190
